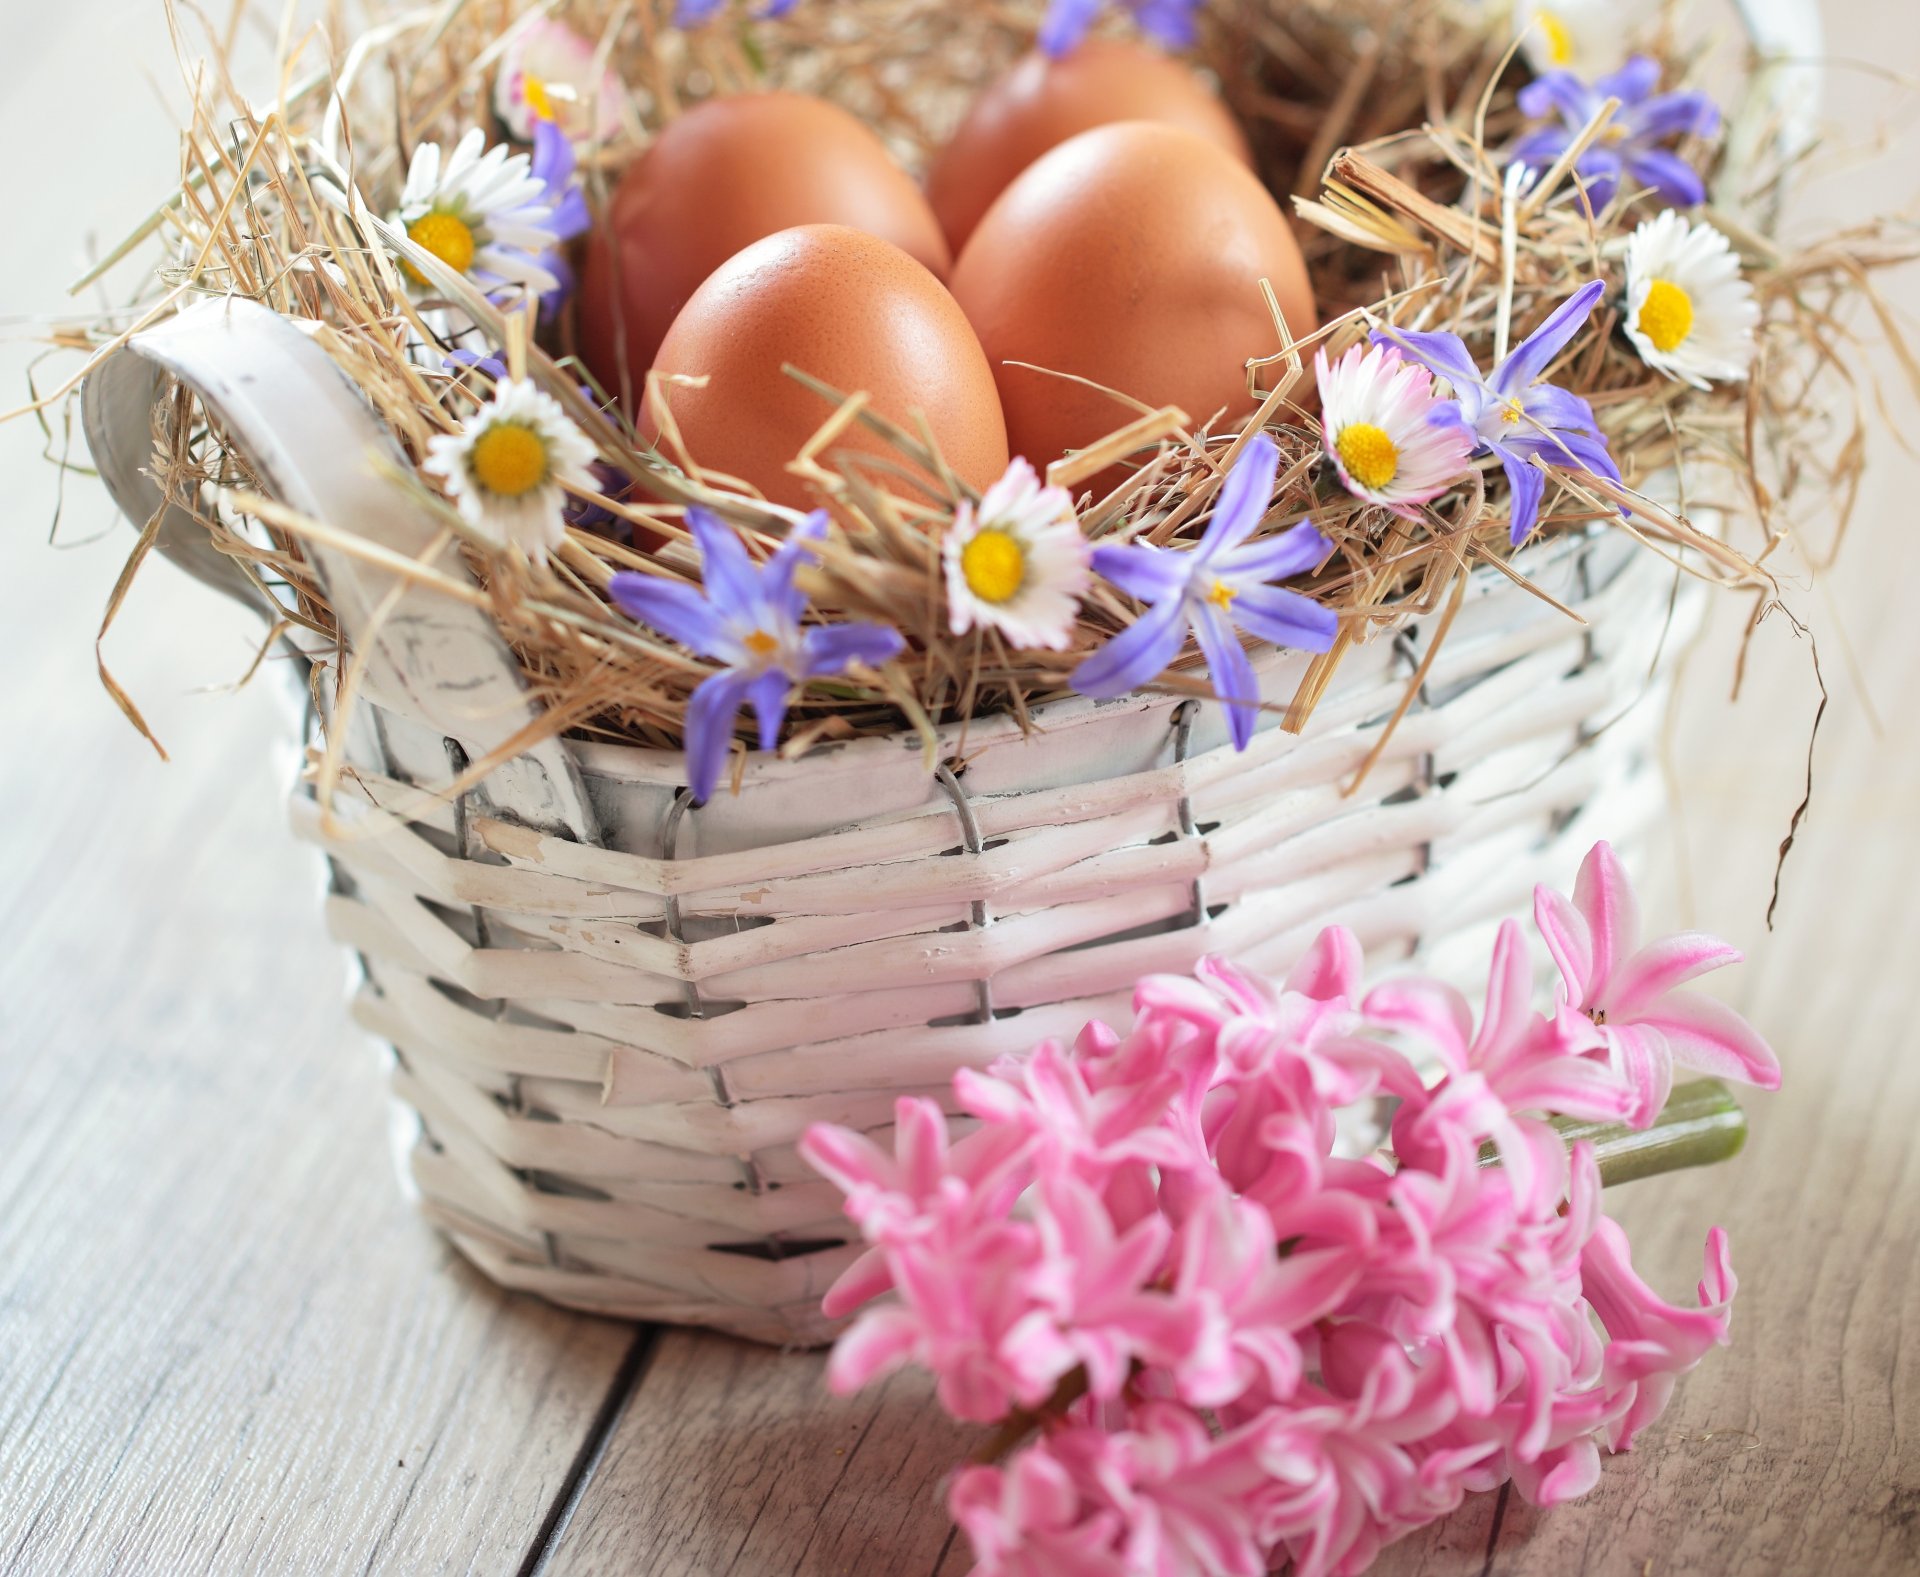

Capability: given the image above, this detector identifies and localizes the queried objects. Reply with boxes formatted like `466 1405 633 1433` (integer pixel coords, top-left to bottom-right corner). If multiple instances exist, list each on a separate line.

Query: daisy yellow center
960 528 1027 605
1638 278 1695 353
407 210 477 278
1538 10 1574 66
523 73 557 123
1335 423 1400 492
742 629 780 657
469 422 550 498
1207 579 1237 611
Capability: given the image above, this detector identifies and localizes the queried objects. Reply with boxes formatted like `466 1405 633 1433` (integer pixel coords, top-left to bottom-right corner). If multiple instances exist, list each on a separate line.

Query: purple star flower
674 0 796 22
1038 0 1202 59
609 509 905 803
1511 55 1720 211
529 120 590 316
1070 434 1338 751
1374 281 1624 546
444 348 509 378
564 461 630 533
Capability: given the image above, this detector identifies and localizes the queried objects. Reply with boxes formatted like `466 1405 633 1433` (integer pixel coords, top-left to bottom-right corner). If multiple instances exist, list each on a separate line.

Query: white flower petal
388 128 563 300
1317 343 1473 514
495 19 629 144
1623 212 1758 389
1514 0 1657 75
423 378 599 566
942 460 1091 650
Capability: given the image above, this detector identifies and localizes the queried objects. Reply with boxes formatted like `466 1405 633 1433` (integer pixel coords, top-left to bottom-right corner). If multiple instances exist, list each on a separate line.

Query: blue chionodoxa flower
1070 433 1339 751
1510 55 1719 211
1039 0 1204 59
608 509 905 803
1374 280 1625 546
675 0 798 25
528 120 591 315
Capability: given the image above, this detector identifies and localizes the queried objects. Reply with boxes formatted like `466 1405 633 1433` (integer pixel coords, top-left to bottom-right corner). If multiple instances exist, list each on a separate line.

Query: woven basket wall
334 532 1686 1347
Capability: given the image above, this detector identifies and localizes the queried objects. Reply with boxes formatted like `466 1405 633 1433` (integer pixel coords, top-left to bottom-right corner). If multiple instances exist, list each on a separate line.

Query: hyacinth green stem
1478 1077 1749 1187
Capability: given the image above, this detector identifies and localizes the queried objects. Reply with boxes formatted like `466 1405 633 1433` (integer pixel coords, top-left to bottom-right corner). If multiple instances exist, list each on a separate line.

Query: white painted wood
83 297 600 843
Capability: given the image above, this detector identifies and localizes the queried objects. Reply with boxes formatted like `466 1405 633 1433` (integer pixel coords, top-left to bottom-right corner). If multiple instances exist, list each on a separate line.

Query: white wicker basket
68 0 1829 1354
83 293 1715 1344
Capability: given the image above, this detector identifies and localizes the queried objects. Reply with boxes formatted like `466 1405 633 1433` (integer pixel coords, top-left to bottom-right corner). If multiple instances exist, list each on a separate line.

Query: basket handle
83 332 274 614
81 296 600 843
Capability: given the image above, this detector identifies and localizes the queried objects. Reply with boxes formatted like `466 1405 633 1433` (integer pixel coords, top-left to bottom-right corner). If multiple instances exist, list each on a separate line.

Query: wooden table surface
2 5 1915 1574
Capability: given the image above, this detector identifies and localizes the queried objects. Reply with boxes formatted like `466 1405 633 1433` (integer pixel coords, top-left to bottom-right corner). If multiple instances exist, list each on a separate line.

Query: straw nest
34 0 1920 779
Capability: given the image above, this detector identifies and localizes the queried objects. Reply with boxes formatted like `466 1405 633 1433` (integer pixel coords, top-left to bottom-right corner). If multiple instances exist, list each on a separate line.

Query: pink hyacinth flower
950 1447 1123 1577
800 1095 1028 1314
1168 1193 1361 1408
956 1037 1194 1186
1024 1175 1194 1400
1581 1216 1739 1451
1535 841 1780 1125
1370 918 1637 1214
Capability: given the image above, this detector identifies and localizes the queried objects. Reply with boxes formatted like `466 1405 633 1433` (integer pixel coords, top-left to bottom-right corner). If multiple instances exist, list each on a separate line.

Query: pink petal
1533 884 1594 1004
1516 1438 1603 1506
955 1065 1032 1124
895 1096 952 1195
1572 840 1641 992
1273 1244 1367 1327
1609 932 1744 1016
825 1304 921 1394
1582 1216 1734 1359
1361 978 1473 1072
1476 919 1538 1064
1488 1112 1543 1218
1075 1019 1121 1059
1500 1114 1576 1218
1285 925 1363 1002
820 1245 894 1317
1698 1226 1738 1310
1236 1326 1308 1403
1556 1140 1603 1257
1604 1022 1674 1127
798 1121 893 1196
1198 953 1279 1016
1134 972 1232 1024
1632 989 1781 1090
1499 1053 1637 1124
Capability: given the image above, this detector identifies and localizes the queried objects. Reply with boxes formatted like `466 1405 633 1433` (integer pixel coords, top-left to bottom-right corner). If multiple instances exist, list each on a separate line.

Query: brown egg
950 122 1315 492
579 93 951 400
927 40 1252 256
647 225 1008 510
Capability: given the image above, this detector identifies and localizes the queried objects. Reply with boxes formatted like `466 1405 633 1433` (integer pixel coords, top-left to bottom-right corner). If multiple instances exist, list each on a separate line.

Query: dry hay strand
27 0 1920 771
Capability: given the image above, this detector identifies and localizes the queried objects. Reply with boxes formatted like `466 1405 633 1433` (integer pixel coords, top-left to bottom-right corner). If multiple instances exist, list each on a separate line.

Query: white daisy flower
1317 343 1475 519
1513 0 1654 76
423 378 600 565
392 128 562 298
943 459 1092 651
1623 211 1759 389
494 19 628 145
